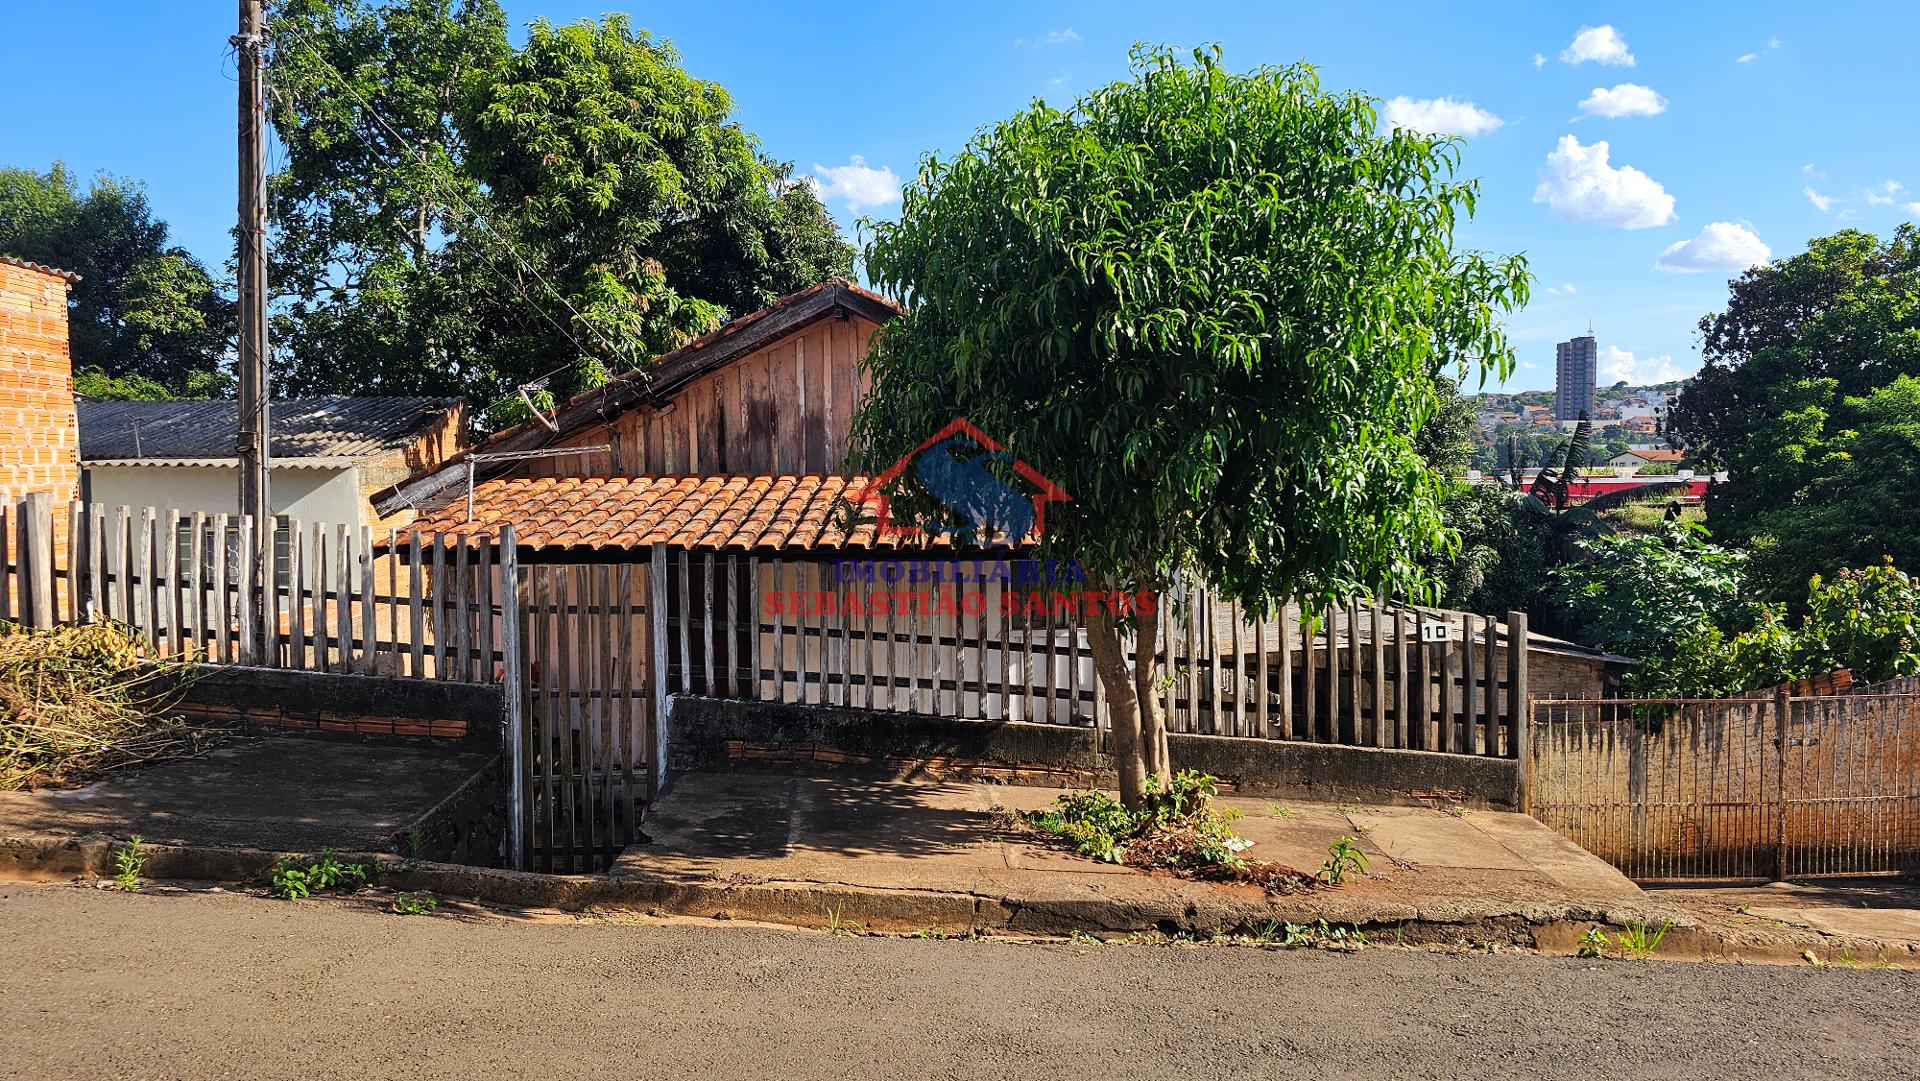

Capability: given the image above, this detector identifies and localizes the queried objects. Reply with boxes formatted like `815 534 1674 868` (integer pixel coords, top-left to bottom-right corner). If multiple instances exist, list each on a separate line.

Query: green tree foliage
268 1 853 410
1423 484 1552 618
266 0 508 401
1553 522 1750 660
1668 227 1920 601
1740 375 1920 599
0 164 231 395
1415 382 1478 478
1630 562 1920 697
848 46 1527 805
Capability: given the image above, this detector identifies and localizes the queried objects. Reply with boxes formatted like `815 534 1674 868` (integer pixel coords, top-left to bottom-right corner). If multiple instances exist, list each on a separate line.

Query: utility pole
234 0 272 660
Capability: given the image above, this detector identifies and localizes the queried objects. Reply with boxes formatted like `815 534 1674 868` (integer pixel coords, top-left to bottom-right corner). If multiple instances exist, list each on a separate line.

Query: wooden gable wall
529 314 882 479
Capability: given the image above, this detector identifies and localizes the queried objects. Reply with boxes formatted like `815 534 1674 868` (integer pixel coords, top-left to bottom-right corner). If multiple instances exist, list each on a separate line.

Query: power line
268 20 653 396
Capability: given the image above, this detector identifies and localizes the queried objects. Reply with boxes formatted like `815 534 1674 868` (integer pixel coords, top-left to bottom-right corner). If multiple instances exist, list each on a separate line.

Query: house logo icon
847 418 1070 546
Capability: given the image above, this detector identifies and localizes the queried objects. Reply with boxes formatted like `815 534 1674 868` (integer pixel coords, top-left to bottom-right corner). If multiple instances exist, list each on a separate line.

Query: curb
5 832 1914 966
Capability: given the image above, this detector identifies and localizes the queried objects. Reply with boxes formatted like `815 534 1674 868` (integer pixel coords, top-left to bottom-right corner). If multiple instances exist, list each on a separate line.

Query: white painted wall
83 462 366 530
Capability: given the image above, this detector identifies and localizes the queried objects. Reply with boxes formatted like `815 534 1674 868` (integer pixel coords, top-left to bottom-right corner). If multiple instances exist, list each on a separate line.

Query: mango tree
849 46 1527 808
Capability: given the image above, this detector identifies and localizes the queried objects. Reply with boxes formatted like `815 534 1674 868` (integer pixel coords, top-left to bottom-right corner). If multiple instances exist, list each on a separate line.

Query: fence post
650 542 670 791
21 492 55 628
497 525 525 871
1774 687 1791 882
1507 610 1530 812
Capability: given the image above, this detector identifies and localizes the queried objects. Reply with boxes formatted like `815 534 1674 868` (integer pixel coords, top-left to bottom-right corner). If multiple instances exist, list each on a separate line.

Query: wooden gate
510 560 655 873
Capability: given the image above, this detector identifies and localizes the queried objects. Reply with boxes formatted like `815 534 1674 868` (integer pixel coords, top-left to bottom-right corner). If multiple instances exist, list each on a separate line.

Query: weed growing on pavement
1264 920 1368 950
267 848 370 900
1317 837 1371 886
825 903 858 936
391 891 438 915
1023 772 1307 893
1614 919 1672 959
112 835 145 892
1577 927 1610 958
1026 788 1132 862
1315 920 1368 950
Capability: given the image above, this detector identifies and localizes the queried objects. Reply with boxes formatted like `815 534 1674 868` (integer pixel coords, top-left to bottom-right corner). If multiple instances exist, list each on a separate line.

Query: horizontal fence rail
2 494 507 685
1529 692 1920 881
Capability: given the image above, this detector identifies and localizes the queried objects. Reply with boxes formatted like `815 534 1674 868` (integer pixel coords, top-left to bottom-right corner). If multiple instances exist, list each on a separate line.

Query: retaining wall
175 665 504 748
666 696 1521 807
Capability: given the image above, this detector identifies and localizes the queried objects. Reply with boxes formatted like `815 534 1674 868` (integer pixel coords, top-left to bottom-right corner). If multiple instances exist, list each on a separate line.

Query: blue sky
3 1 1917 391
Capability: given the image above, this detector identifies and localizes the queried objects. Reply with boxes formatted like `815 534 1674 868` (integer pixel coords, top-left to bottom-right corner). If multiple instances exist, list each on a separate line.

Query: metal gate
509 560 656 873
1528 691 1920 882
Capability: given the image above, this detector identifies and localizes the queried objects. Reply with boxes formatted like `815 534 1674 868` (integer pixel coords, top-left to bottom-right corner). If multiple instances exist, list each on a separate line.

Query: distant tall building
1555 334 1598 422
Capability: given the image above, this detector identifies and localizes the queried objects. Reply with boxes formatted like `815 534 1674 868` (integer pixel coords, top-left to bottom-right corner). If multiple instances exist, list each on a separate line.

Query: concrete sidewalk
1653 880 1920 963
613 770 1671 937
0 735 497 862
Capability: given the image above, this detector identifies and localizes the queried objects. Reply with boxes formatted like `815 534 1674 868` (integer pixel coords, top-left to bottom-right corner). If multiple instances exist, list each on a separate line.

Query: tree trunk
1086 608 1146 810
1132 607 1172 786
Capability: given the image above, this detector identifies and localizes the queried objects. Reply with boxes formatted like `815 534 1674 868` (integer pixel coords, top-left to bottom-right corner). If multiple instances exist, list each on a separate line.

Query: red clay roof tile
412 474 967 553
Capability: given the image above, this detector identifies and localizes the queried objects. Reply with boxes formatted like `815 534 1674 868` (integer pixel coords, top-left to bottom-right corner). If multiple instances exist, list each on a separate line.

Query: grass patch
0 621 215 791
1023 771 1311 893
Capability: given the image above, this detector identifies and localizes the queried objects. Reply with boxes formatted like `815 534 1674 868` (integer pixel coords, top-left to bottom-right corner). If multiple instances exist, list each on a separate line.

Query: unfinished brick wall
0 258 80 507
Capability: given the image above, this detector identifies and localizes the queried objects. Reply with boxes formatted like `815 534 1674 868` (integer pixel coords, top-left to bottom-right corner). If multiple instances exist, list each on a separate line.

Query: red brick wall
0 260 80 507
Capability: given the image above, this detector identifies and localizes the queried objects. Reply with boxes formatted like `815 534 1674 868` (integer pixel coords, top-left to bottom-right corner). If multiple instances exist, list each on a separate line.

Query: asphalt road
1 882 1914 1081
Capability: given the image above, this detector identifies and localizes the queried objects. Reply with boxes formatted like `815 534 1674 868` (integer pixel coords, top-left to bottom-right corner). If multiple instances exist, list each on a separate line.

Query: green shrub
1025 771 1254 873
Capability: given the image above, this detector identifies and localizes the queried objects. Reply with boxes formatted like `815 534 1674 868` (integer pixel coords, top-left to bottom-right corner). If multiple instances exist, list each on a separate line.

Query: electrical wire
268 20 652 397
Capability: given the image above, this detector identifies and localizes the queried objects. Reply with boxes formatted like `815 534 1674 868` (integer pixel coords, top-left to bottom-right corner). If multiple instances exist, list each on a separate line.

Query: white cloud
1863 180 1905 206
1804 187 1834 212
1533 135 1676 229
1543 283 1579 295
1601 345 1684 384
1532 53 1547 69
1381 96 1505 137
1016 28 1078 46
1738 37 1782 63
1906 202 1920 216
808 156 902 213
1577 83 1667 119
1802 163 1824 178
1655 221 1772 273
1560 25 1635 67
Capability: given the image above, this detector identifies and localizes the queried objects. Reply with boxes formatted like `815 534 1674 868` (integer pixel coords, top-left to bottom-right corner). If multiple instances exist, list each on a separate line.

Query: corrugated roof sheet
0 254 81 284
409 474 963 553
79 396 460 463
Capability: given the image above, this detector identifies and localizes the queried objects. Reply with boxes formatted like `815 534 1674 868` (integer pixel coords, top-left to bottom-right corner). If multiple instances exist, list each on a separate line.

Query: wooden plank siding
522 316 883 480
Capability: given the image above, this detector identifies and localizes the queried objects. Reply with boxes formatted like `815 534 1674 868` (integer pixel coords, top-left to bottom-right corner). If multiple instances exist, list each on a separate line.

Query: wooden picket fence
656 552 1531 759
1 492 510 683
